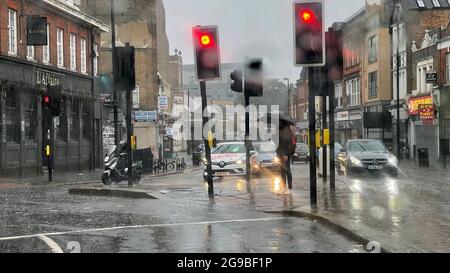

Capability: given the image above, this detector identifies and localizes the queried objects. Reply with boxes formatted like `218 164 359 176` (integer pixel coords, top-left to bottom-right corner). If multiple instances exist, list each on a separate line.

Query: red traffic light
200 34 212 46
192 25 221 80
43 95 50 104
300 9 315 23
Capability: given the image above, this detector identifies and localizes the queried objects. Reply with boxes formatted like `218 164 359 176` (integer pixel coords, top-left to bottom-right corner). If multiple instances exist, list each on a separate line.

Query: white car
203 142 261 181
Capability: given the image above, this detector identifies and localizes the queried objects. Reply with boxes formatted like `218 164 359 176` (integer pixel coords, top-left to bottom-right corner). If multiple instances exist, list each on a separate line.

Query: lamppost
187 87 198 161
390 1 402 160
284 78 291 116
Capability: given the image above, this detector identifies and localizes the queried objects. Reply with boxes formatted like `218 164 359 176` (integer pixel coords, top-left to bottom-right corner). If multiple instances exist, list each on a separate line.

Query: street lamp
284 78 291 116
187 87 198 162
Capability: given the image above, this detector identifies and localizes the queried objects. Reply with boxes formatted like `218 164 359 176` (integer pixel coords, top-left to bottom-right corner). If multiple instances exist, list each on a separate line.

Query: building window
417 0 425 7
432 0 440 7
335 83 343 108
347 79 360 106
57 28 64 68
368 35 378 63
446 53 450 84
43 24 50 64
80 38 87 74
93 43 98 76
132 85 140 109
70 33 77 71
27 46 35 61
5 89 18 143
369 72 378 98
8 9 17 55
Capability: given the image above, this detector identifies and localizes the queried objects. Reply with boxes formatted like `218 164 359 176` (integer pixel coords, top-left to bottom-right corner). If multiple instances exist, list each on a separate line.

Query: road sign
158 96 168 110
134 111 157 122
27 16 47 46
426 71 437 83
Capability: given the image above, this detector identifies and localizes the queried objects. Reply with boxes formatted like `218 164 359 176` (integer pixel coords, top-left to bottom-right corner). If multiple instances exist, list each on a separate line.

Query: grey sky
163 0 366 81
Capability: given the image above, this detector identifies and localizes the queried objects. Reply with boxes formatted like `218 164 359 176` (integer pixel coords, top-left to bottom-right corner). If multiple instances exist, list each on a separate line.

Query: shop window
69 100 79 141
81 102 90 140
55 99 67 141
5 89 18 143
24 98 36 142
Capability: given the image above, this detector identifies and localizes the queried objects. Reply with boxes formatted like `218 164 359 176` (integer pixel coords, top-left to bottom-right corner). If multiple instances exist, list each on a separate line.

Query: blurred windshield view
0 0 449 256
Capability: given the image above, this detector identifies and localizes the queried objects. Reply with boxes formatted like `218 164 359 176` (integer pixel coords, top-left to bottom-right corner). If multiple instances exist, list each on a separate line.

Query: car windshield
348 141 387 152
254 142 276 153
212 144 245 154
297 144 308 152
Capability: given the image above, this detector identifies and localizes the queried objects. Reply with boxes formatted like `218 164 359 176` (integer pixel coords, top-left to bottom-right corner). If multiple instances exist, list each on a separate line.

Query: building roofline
39 0 110 32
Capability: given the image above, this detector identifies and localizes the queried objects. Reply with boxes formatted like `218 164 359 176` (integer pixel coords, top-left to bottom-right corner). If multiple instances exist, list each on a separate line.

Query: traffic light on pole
192 25 221 81
230 70 243 92
245 58 263 97
293 0 325 67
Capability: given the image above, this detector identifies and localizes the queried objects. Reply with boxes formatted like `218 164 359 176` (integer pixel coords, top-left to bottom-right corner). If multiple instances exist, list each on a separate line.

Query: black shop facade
0 56 102 177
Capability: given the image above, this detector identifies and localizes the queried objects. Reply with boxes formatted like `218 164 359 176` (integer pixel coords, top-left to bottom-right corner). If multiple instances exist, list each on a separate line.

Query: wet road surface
0 181 366 253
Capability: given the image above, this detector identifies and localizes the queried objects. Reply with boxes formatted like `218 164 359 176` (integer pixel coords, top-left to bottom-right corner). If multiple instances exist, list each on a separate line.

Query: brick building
0 0 108 177
390 0 450 158
79 0 171 155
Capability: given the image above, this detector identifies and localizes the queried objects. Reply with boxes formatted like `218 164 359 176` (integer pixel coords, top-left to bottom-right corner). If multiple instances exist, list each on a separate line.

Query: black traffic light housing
317 28 343 96
192 25 221 81
245 58 263 97
293 0 325 67
230 70 243 92
43 85 62 116
115 43 136 92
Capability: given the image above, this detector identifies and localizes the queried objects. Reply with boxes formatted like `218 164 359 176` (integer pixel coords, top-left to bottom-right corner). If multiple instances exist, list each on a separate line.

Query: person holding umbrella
276 116 297 194
259 111 297 194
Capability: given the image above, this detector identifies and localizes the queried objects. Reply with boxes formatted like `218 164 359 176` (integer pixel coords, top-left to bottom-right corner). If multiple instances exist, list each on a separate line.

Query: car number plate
368 165 383 170
216 172 228 176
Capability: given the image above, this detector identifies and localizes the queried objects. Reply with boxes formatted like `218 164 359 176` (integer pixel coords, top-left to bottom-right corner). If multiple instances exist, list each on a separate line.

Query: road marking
0 217 285 242
37 235 64 253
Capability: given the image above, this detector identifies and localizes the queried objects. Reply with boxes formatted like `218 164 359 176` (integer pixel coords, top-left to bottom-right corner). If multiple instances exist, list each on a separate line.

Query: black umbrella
258 111 295 126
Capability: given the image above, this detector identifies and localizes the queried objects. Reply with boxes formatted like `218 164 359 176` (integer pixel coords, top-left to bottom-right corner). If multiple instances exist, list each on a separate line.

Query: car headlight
350 157 363 167
272 157 280 163
388 156 398 166
236 160 244 165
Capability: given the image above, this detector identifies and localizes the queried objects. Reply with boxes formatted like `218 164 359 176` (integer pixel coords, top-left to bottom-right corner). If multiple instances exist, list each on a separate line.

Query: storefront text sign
36 70 61 86
419 104 434 125
408 95 433 115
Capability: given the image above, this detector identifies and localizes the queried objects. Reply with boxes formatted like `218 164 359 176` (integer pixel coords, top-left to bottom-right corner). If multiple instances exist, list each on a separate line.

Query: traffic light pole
329 74 336 192
111 0 119 146
245 90 251 182
322 92 327 182
200 81 214 196
308 67 317 208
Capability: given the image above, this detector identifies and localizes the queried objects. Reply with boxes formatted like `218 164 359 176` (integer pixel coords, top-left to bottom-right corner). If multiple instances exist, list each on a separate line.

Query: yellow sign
323 129 330 145
315 131 321 148
208 131 214 148
408 95 433 115
131 135 137 151
45 145 51 156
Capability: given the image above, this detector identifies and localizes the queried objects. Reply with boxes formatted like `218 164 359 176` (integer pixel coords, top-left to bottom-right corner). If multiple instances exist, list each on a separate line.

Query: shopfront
0 56 100 177
407 94 439 163
335 110 363 145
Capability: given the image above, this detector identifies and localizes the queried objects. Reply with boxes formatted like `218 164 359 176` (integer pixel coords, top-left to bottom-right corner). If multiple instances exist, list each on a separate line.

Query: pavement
0 159 448 252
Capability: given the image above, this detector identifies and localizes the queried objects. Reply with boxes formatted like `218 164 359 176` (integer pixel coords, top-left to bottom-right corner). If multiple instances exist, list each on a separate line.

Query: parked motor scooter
101 141 144 185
